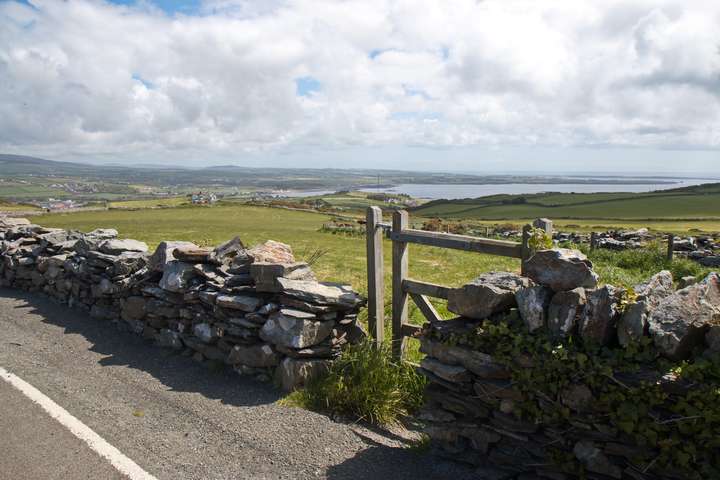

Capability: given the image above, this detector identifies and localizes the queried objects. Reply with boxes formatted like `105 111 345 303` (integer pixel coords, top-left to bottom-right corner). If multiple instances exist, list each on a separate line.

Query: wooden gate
365 207 533 359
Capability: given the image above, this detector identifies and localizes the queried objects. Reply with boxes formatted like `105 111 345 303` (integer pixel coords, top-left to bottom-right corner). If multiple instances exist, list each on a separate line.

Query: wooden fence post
365 207 385 346
392 210 409 360
521 224 532 276
667 234 674 261
590 232 598 251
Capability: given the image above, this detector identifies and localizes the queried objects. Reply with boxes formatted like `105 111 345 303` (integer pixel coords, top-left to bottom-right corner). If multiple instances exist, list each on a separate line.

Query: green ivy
431 319 720 478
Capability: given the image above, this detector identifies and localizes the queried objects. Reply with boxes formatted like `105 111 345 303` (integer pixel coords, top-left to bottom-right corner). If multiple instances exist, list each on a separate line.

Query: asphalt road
0 289 477 480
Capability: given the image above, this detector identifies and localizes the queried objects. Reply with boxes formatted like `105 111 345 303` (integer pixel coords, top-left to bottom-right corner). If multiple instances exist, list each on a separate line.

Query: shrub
282 340 426 425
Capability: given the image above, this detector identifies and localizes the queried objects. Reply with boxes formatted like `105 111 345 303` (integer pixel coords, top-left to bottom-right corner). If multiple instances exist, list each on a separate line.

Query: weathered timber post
590 232 598 251
521 224 532 276
533 218 553 235
667 234 675 261
365 207 385 346
392 210 409 360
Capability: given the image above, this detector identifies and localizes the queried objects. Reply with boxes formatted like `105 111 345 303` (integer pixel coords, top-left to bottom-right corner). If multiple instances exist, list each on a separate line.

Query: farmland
411 183 720 222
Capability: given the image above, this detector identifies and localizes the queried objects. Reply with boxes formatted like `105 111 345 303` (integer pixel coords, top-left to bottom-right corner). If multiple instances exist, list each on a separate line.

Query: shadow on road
1 289 281 408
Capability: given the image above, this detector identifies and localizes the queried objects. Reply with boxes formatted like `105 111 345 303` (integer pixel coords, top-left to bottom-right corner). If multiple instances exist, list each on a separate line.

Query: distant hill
411 184 720 220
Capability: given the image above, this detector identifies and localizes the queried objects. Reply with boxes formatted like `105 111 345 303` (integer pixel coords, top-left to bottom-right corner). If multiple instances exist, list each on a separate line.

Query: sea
280 176 716 200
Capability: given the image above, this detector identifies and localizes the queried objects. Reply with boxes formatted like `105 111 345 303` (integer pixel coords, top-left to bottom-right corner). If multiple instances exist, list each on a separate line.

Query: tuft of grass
282 340 426 425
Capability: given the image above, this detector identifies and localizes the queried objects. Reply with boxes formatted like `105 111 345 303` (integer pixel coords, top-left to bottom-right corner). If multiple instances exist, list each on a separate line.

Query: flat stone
648 272 720 359
515 285 553 332
447 272 531 320
547 288 586 339
250 262 316 292
579 285 623 346
98 238 148 255
173 245 212 263
216 294 261 312
259 310 334 348
149 241 197 272
274 357 330 391
276 278 364 310
420 358 471 384
419 338 510 379
226 343 280 367
524 249 598 291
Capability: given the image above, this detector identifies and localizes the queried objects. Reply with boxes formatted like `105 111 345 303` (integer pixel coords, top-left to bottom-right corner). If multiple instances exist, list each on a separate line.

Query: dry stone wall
0 217 366 391
418 248 720 479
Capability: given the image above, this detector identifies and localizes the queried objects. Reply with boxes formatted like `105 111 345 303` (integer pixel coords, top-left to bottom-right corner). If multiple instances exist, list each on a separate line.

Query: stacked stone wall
0 217 366 391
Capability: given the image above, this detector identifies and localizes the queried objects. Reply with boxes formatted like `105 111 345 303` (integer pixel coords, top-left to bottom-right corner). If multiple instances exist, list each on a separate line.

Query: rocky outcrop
0 217 365 391
648 272 720 359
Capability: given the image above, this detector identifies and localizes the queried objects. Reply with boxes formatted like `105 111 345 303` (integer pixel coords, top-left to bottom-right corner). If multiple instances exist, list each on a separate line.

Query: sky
1 0 719 175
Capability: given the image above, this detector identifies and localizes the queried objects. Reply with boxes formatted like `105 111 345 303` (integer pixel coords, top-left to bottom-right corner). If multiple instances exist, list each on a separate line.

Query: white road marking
0 366 157 480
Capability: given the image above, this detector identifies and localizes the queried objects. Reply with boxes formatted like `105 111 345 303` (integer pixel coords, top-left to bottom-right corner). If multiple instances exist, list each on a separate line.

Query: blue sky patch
132 73 155 89
107 0 202 15
295 76 321 97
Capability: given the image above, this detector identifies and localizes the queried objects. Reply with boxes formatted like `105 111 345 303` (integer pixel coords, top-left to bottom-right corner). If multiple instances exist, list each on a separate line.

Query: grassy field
0 200 40 212
412 184 720 224
34 203 712 331
108 196 189 209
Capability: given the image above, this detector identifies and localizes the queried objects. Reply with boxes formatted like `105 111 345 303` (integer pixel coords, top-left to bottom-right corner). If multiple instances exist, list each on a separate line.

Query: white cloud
0 0 718 167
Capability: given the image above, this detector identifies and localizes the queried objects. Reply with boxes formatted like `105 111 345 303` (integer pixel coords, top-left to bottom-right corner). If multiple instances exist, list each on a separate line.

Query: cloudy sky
1 0 719 174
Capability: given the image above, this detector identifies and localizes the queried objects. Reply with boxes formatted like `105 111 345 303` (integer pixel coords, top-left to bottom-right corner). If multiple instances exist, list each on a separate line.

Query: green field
33 203 711 333
412 184 720 224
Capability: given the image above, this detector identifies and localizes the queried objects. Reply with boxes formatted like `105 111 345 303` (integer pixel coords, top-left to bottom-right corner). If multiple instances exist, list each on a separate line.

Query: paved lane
0 289 476 480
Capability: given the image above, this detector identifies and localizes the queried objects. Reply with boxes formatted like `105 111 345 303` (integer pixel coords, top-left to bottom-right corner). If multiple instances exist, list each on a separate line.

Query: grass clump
282 340 426 425
580 242 710 287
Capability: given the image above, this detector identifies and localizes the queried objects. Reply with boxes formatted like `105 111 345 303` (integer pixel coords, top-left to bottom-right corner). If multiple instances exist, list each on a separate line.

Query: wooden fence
365 206 533 359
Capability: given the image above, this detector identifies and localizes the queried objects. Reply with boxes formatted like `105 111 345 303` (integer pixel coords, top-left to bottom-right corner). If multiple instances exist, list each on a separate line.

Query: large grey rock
699 256 720 267
547 288 586 338
259 310 334 348
648 272 720 359
216 294 261 312
579 285 623 345
275 357 330 391
227 344 280 368
159 261 196 292
98 238 148 255
447 272 531 320
524 249 598 291
250 262 316 292
149 241 197 272
276 278 364 310
618 271 674 346
515 285 553 332
248 240 295 264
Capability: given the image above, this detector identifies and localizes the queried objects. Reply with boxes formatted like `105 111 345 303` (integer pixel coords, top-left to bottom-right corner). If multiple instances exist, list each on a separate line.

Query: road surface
0 288 476 479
